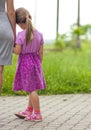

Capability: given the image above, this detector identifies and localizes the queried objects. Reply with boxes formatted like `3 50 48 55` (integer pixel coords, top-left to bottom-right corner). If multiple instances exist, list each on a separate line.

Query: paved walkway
0 94 91 130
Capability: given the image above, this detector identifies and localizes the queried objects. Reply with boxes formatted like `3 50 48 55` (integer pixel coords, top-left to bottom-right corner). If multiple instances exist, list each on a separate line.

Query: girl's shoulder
33 29 43 37
17 30 25 36
16 30 26 40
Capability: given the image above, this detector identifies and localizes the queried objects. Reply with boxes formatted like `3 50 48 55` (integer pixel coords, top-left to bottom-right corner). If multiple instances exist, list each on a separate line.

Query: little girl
13 7 46 122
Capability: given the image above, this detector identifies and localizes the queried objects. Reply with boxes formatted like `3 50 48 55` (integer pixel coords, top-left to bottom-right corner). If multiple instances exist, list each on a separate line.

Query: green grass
2 43 91 95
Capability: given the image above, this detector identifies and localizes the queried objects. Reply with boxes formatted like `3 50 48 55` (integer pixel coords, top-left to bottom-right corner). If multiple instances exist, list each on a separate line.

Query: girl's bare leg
29 91 40 112
25 91 42 121
28 94 33 108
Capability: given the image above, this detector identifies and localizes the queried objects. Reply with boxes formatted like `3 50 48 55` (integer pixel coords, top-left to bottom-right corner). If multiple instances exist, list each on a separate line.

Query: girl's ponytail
26 16 33 44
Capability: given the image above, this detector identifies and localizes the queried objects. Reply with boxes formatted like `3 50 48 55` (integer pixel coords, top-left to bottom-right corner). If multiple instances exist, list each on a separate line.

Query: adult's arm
7 0 16 41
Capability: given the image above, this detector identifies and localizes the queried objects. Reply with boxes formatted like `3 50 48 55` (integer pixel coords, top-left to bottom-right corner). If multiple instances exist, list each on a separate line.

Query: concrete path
0 94 91 130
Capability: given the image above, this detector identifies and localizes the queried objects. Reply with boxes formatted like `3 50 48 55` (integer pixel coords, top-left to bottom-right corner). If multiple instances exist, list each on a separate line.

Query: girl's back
16 29 44 54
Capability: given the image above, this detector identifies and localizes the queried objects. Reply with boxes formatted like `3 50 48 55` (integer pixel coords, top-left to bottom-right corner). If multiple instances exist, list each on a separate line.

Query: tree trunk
56 0 59 40
76 0 81 48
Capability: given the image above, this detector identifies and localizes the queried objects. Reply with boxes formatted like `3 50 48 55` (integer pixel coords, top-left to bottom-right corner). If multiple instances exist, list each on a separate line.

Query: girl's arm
38 44 43 63
13 44 22 55
7 0 16 41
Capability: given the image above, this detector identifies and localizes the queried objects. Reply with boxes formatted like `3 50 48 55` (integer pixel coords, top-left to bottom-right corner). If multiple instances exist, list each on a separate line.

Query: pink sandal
15 108 32 119
25 112 42 122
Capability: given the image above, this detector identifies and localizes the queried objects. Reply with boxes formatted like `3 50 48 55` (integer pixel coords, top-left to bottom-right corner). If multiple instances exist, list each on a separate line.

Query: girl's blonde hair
15 7 33 44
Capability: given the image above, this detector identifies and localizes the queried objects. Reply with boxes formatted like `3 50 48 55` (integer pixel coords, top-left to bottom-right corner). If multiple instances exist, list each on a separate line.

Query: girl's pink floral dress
13 29 46 92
